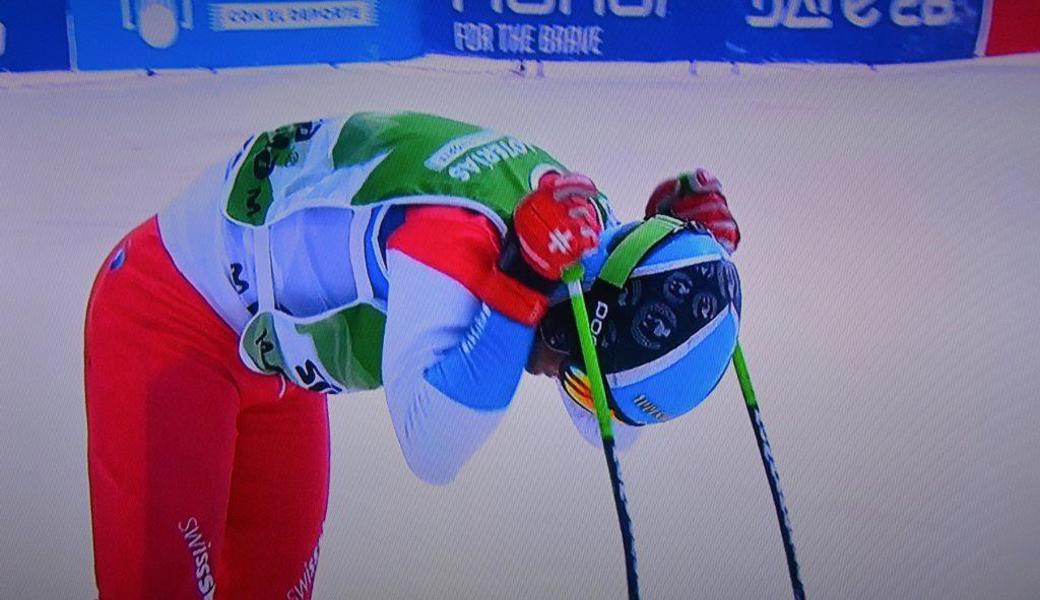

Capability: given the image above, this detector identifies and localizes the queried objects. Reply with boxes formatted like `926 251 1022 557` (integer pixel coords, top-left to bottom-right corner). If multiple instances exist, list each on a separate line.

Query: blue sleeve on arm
424 305 535 411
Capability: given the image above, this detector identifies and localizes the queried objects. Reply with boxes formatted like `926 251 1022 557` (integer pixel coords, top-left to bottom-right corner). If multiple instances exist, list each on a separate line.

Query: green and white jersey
224 112 567 229
158 112 609 395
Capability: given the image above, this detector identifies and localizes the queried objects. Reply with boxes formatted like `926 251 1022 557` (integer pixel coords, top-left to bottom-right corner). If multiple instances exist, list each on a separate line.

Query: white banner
209 1 377 31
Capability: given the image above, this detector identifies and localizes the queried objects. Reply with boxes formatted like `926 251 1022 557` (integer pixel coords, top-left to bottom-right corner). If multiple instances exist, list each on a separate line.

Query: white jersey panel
158 164 254 332
159 165 364 332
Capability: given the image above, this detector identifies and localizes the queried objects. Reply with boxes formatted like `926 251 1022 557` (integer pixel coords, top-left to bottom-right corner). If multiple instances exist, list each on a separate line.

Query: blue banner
0 1 71 72
68 0 422 70
423 0 983 64
712 0 984 63
424 0 688 61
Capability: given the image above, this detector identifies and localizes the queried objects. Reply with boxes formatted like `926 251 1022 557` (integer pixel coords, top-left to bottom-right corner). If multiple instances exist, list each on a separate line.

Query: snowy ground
2 55 1039 599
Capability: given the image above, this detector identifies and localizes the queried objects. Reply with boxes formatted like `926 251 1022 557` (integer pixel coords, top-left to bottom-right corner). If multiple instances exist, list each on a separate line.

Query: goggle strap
598 215 686 288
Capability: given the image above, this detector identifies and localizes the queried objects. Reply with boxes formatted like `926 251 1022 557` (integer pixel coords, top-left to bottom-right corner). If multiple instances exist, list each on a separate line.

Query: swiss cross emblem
548 228 574 254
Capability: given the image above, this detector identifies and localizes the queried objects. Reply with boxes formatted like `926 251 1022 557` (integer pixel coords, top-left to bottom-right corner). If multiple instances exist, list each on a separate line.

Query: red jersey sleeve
386 206 549 326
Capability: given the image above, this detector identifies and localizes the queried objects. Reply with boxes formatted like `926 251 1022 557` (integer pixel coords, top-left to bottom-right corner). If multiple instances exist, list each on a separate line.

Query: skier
84 111 741 599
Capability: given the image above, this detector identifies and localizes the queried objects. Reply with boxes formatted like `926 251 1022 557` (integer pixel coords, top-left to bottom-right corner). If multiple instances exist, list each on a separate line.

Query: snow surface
2 55 1039 599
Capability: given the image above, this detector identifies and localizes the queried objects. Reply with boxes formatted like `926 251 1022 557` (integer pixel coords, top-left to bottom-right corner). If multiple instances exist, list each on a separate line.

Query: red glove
645 169 740 254
513 172 603 280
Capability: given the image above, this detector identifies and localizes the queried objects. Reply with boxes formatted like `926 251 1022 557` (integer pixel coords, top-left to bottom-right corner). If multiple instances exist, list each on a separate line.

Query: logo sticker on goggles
562 361 619 423
560 362 596 415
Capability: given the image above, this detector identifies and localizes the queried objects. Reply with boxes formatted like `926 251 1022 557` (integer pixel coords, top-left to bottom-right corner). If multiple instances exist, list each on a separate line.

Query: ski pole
732 343 806 600
562 264 640 600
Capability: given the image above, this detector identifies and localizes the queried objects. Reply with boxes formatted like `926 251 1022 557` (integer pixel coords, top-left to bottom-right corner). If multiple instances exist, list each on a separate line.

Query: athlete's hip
86 216 240 366
157 163 254 333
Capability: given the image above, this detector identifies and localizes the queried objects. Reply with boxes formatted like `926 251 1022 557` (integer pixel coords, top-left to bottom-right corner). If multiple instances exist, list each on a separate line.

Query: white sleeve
381 250 510 485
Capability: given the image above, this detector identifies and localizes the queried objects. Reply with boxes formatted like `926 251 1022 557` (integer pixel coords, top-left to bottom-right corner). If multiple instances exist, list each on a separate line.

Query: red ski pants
85 217 329 600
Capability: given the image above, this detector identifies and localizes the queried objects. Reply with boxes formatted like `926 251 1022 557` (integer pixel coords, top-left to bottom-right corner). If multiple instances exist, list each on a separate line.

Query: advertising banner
68 0 422 70
717 0 984 63
0 1 71 72
424 0 984 63
424 0 690 61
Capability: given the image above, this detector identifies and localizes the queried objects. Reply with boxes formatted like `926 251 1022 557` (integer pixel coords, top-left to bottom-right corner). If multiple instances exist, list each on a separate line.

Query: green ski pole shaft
732 343 805 600
563 265 640 600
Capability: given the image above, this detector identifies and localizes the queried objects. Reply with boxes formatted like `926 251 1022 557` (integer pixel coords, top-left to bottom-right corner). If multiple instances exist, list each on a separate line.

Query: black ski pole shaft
732 343 806 600
602 435 639 600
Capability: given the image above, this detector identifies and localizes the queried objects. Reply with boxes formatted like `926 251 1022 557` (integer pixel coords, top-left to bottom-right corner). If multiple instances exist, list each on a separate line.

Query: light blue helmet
540 216 741 426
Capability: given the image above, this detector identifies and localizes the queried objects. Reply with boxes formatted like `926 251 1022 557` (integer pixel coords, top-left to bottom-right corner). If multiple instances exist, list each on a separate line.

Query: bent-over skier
84 111 741 599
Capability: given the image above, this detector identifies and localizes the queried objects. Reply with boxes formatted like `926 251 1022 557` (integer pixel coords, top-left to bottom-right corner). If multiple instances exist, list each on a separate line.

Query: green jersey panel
336 111 566 223
225 111 611 394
